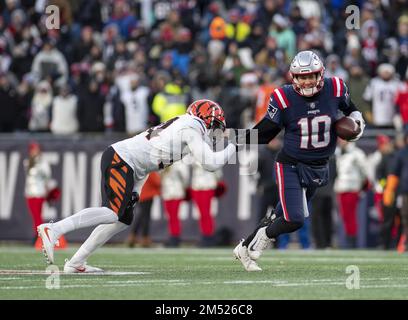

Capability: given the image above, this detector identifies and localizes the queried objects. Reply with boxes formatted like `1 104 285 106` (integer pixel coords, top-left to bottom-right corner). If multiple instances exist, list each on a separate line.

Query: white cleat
233 240 262 272
64 259 104 274
247 227 272 260
37 223 59 265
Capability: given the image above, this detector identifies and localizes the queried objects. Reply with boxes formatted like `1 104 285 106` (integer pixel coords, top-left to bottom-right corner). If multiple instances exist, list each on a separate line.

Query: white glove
348 111 365 142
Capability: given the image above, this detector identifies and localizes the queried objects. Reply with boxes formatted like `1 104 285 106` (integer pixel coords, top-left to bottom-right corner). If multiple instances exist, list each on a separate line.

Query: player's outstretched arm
183 128 236 172
232 117 282 145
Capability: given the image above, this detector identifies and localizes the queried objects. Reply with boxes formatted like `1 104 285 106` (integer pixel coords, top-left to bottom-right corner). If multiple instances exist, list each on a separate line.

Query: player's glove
126 192 140 210
46 187 61 202
214 181 227 198
348 111 365 142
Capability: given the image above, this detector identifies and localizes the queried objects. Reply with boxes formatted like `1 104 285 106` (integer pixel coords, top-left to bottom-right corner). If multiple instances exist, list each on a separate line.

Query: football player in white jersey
37 99 237 273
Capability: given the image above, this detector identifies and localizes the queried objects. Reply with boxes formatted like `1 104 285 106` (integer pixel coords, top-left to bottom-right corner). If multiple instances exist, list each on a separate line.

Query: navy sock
265 217 303 238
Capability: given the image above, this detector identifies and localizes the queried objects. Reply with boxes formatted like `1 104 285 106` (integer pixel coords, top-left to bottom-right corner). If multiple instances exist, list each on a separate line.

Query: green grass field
0 246 408 300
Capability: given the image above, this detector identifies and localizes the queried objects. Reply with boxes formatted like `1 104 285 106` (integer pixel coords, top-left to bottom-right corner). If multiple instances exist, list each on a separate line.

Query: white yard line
2 277 408 290
0 270 150 276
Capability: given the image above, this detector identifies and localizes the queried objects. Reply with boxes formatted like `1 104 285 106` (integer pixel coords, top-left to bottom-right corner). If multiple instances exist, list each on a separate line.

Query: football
335 116 361 141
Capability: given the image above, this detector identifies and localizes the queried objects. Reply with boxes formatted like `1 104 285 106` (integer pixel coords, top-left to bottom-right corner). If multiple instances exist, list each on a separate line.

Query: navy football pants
274 162 317 224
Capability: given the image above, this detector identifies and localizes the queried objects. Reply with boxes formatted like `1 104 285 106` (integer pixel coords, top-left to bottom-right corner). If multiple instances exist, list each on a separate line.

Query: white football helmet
290 51 325 97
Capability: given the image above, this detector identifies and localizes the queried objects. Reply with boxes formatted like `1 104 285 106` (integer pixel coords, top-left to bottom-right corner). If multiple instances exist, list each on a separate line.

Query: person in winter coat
334 138 368 248
127 172 161 248
24 142 60 244
28 81 53 132
161 160 190 247
50 84 78 135
190 161 226 247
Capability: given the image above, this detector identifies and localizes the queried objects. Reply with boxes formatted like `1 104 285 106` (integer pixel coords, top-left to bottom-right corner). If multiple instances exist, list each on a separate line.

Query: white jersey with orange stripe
111 114 236 183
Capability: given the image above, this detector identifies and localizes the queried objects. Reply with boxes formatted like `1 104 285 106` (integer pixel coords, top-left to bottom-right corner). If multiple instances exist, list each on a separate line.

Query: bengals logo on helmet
187 99 226 131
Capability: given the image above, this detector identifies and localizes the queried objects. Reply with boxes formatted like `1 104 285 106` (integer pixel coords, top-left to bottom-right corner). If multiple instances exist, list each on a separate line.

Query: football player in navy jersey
233 50 365 271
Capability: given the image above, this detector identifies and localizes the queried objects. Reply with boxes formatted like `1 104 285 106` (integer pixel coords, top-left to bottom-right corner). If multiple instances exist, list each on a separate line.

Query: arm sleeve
233 93 283 144
241 117 282 144
182 128 236 172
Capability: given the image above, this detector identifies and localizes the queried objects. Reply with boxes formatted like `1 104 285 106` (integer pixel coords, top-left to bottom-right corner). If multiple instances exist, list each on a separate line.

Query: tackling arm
183 128 236 172
233 117 282 145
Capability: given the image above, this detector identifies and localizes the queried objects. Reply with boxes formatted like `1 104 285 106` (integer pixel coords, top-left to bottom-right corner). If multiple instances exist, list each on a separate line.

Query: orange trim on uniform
111 168 126 188
109 201 119 213
113 153 121 164
109 177 125 200
122 165 128 173
113 197 121 208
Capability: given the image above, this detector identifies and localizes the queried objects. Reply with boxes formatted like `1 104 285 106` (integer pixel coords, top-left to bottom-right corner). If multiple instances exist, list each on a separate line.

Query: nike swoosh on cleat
74 266 86 272
43 227 52 242
249 241 258 252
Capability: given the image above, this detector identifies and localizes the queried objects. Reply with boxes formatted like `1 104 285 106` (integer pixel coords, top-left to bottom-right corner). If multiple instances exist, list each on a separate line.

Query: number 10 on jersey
298 115 331 149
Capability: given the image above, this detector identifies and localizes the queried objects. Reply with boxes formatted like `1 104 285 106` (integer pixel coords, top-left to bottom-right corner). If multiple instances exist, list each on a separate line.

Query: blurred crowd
0 0 407 135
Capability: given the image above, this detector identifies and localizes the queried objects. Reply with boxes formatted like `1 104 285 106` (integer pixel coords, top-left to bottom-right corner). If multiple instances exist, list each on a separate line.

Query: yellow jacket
152 83 187 122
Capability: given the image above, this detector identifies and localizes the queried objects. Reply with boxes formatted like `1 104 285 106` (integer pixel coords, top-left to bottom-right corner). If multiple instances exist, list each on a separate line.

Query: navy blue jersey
265 77 353 163
390 146 408 193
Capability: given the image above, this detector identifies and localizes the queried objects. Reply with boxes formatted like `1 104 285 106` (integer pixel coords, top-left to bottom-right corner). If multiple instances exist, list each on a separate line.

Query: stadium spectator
383 130 408 252
302 16 329 57
171 27 193 78
222 41 254 79
225 8 251 46
152 75 188 123
269 14 296 62
254 35 286 73
50 84 78 135
394 69 408 132
253 70 278 123
256 138 281 222
105 0 137 40
127 172 161 248
254 0 280 33
28 80 53 132
31 39 68 88
0 72 18 132
334 139 368 248
161 160 190 247
76 78 105 132
346 65 371 124
23 141 60 244
119 73 149 135
70 26 97 64
190 162 226 247
243 22 267 58
325 54 349 82
311 157 336 249
363 63 402 128
370 135 399 249
15 74 34 130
